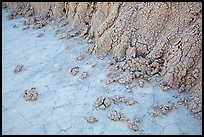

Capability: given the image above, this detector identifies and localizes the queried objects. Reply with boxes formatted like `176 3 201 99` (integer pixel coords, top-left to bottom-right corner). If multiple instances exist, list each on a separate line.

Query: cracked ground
2 9 202 135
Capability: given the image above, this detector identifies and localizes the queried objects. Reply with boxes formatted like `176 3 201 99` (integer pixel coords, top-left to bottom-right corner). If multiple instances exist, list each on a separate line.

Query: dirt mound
4 2 202 119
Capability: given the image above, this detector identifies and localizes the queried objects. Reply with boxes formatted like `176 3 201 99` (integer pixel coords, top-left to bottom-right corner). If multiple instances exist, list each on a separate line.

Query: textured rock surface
2 9 202 134
4 2 202 119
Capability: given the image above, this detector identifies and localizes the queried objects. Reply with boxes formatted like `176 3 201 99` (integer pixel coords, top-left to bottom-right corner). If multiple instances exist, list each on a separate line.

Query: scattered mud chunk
95 96 111 110
24 9 34 17
108 110 128 121
32 24 43 29
70 67 79 76
126 85 133 93
112 95 127 104
161 105 172 115
106 71 114 78
14 65 24 73
160 83 171 91
57 33 68 39
13 24 17 28
7 15 15 20
40 21 48 26
177 98 189 106
59 20 69 28
92 64 96 67
118 71 134 85
152 104 162 109
88 39 94 44
152 104 173 115
80 72 89 79
36 32 44 37
25 17 36 25
173 95 178 98
135 71 142 78
126 47 136 59
86 116 98 124
126 99 136 105
76 55 85 61
23 87 38 101
22 26 29 30
138 79 144 88
149 112 159 117
155 50 164 59
142 74 152 82
57 31 79 40
107 59 116 66
128 120 139 131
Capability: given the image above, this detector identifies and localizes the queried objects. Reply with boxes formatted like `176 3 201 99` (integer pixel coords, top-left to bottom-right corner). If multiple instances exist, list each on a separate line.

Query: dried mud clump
160 82 171 92
23 87 38 101
22 26 29 30
126 99 136 106
92 64 96 67
152 104 162 110
152 104 173 115
57 31 80 40
112 95 136 106
107 59 116 66
138 79 145 88
95 96 111 110
32 24 43 29
112 95 127 104
14 65 24 73
70 67 79 76
86 116 98 124
24 17 36 25
31 20 48 29
128 119 140 131
76 55 85 61
80 72 89 79
13 24 17 28
108 110 129 121
149 112 159 118
161 105 173 115
7 11 18 20
36 32 44 37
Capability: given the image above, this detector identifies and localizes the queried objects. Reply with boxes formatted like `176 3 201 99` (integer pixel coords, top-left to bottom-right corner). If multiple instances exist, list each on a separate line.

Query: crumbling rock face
5 2 202 119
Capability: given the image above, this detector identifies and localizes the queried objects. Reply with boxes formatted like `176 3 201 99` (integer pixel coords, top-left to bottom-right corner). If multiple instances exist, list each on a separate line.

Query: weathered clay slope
4 2 202 119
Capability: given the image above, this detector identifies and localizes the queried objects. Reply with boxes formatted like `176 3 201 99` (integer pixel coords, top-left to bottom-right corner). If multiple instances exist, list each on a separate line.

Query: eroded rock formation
4 2 202 119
